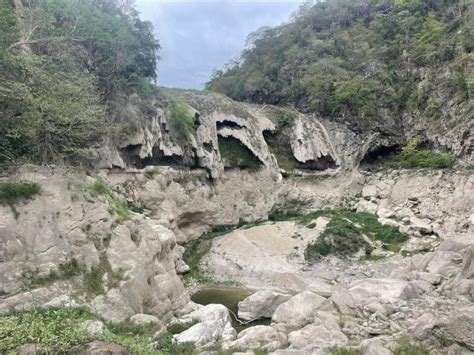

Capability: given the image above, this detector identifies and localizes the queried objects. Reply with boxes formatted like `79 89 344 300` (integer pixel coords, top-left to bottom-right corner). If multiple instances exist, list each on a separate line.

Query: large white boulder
238 290 291 321
174 304 237 348
272 291 331 329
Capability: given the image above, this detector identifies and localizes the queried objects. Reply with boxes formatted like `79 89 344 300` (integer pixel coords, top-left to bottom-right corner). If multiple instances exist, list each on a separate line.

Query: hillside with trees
0 0 159 167
206 0 473 134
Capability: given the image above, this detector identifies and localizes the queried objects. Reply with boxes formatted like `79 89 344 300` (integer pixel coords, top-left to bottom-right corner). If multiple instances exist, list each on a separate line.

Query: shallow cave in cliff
120 145 198 169
263 130 337 172
216 120 244 130
360 144 401 169
217 136 263 171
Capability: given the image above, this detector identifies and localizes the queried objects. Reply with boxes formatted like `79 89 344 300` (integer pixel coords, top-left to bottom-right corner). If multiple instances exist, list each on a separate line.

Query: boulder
360 338 391 355
67 341 129 354
287 312 347 351
356 200 378 214
435 306 474 350
174 304 237 347
272 291 330 329
226 325 286 352
332 278 418 316
238 290 291 321
362 185 377 199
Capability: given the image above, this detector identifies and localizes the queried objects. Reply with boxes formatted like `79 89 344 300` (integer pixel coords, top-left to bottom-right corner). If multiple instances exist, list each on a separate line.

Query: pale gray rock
287 312 347 351
130 313 161 325
360 338 391 355
272 291 331 330
68 340 129 354
436 306 474 350
332 278 419 316
226 325 286 352
174 304 237 348
290 115 339 169
238 290 291 321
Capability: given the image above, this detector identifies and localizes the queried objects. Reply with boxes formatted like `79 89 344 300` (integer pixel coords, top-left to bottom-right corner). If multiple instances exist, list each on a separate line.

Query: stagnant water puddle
191 287 271 332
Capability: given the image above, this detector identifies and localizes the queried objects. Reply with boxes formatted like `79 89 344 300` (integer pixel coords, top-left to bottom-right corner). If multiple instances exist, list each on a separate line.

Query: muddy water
191 287 271 332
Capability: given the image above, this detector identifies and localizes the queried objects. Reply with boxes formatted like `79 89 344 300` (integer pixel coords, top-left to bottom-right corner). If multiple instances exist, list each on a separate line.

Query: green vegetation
330 346 363 355
167 101 196 142
91 179 132 223
182 224 236 284
0 181 40 206
24 258 81 287
207 0 472 132
305 210 407 261
218 136 263 171
269 209 407 261
0 307 94 353
387 139 455 169
0 307 197 354
393 338 430 355
82 256 126 298
1 0 159 167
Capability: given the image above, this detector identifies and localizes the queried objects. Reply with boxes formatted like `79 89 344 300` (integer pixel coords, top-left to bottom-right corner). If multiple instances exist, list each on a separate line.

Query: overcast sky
136 0 304 89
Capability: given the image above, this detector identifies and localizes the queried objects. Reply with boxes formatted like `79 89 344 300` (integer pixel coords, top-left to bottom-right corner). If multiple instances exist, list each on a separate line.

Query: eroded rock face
0 167 189 323
332 278 420 317
290 115 339 170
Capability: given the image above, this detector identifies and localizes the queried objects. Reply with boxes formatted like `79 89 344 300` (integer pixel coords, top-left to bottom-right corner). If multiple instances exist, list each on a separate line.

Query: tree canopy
0 0 160 166
206 0 473 131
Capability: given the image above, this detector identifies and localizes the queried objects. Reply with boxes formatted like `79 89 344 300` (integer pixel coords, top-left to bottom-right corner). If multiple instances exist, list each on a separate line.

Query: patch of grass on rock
0 307 94 353
0 181 40 206
90 179 131 223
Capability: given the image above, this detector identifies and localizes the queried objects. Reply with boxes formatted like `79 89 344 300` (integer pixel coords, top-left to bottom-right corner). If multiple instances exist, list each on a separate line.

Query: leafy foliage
167 101 196 142
0 307 93 353
387 139 455 169
0 181 40 206
207 0 472 131
268 209 407 261
393 338 430 355
0 0 160 166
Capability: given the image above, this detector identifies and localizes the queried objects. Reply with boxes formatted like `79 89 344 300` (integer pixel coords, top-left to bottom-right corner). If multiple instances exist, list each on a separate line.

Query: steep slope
207 0 473 158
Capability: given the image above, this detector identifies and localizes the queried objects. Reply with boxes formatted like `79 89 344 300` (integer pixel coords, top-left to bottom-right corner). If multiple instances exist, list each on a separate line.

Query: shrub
153 333 195 354
387 139 455 169
167 101 196 142
393 338 430 355
0 181 40 206
82 256 125 298
302 210 408 261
